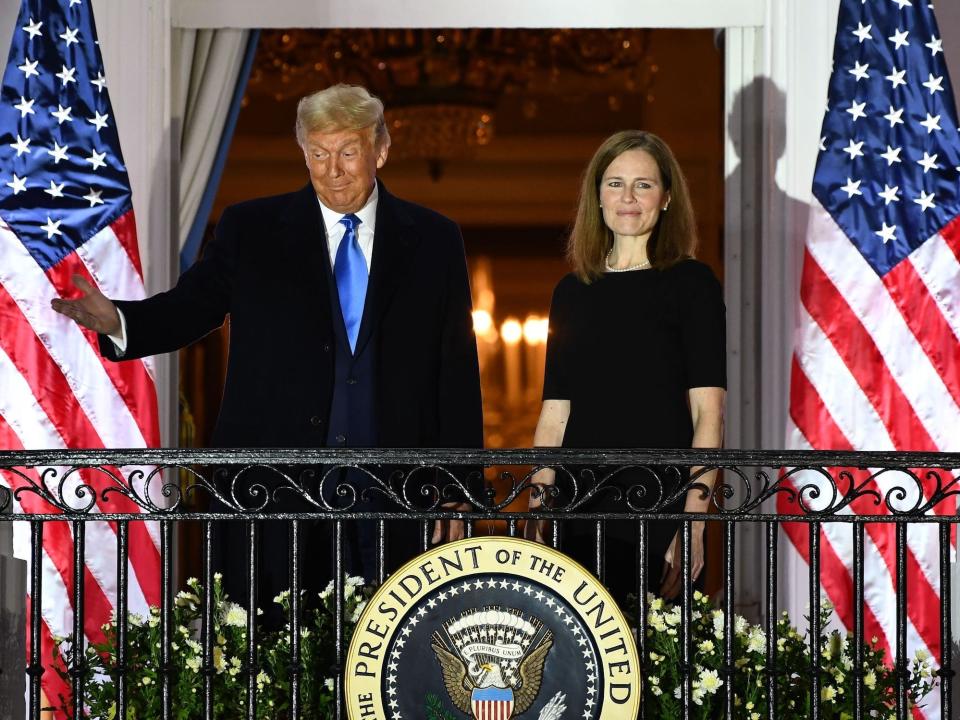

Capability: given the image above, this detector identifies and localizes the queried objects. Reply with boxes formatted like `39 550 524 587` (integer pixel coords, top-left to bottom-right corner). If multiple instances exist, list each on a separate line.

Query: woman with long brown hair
525 130 726 602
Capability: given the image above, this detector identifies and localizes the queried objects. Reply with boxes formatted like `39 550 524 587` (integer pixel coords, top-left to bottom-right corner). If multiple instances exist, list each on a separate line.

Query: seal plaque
346 536 640 719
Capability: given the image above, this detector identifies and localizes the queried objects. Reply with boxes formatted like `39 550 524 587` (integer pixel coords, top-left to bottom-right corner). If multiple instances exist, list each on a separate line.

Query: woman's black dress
542 258 726 602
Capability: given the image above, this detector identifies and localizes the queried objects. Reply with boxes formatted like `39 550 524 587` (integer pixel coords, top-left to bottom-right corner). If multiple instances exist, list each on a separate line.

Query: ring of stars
383 578 600 720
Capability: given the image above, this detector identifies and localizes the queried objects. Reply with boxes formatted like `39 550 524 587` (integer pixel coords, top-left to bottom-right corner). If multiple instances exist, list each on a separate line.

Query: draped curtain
173 29 258 271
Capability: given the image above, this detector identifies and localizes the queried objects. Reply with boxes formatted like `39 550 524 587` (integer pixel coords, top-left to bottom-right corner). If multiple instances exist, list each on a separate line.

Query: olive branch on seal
425 692 459 720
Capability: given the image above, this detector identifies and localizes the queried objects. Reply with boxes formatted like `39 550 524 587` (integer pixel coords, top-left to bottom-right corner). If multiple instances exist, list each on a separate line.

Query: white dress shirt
319 183 378 272
109 185 380 354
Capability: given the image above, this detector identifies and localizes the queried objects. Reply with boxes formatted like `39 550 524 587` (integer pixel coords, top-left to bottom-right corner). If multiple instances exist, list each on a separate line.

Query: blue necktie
333 213 367 352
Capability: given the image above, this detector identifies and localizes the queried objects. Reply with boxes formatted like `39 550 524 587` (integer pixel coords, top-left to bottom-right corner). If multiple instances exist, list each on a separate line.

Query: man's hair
295 84 391 149
567 130 697 283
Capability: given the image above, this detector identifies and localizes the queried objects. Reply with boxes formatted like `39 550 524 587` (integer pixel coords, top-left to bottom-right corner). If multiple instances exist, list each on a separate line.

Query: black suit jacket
101 181 483 454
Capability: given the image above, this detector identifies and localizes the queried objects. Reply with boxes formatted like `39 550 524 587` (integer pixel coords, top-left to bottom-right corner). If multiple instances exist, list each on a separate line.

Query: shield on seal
471 686 514 719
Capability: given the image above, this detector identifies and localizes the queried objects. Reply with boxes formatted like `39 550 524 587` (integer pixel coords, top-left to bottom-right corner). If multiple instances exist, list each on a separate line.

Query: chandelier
248 29 656 174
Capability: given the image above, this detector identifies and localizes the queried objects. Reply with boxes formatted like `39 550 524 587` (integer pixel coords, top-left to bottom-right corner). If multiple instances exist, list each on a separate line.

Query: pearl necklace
604 249 651 272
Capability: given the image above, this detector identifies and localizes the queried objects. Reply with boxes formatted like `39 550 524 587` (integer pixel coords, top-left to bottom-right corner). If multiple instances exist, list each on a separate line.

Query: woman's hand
524 400 570 544
659 520 705 600
431 501 472 545
523 474 554 544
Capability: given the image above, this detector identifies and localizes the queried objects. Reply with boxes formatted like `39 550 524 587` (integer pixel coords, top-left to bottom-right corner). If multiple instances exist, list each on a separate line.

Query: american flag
0 0 160 713
780 1 960 717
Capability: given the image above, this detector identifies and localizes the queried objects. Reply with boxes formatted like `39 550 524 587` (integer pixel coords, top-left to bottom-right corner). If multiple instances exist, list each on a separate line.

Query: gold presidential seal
346 536 640 720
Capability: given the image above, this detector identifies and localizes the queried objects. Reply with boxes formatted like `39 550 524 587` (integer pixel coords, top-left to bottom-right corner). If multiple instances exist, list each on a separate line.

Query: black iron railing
0 448 957 720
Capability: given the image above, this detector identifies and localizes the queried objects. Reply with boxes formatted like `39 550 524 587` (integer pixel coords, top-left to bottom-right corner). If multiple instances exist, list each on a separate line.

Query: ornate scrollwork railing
0 448 958 520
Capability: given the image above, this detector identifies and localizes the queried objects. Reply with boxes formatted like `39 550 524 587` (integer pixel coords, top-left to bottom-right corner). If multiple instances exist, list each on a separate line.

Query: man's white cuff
107 308 128 356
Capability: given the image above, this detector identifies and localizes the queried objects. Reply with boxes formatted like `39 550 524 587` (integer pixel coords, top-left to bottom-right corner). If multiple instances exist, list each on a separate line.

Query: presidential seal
346 537 639 719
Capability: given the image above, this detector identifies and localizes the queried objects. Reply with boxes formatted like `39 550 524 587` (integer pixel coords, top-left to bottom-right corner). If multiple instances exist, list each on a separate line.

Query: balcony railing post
289 520 302 720
201 519 214 720
115 520 129 720
895 521 908 720
27 520 43 720
71 520 85 720
853 521 865 720
723 520 736 718
334 519 345 720
764 520 778 720
681 520 692 720
245 520 259 720
809 521 822 720
940 522 953 720
635 519 649 720
160 519 173 720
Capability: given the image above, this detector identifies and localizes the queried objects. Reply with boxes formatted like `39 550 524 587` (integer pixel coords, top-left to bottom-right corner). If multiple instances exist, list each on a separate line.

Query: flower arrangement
51 578 935 719
641 591 936 719
52 574 372 719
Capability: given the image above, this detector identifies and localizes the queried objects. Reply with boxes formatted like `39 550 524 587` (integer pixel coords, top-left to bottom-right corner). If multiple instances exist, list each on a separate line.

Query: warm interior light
472 309 493 335
523 315 549 345
501 318 523 345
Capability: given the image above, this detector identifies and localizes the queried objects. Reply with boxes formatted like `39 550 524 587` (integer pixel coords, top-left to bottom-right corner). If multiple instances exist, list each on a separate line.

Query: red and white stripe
781 200 958 719
0 212 160 715
471 699 515 720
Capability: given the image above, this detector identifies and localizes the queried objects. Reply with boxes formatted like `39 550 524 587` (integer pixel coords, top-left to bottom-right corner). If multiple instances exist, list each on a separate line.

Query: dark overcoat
101 180 483 610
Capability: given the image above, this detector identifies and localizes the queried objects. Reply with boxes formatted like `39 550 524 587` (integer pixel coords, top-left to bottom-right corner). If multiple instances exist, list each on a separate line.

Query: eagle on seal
431 632 553 719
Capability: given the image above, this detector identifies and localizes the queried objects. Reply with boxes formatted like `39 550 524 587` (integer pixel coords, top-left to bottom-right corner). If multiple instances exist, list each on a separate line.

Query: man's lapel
280 184 337 338
353 180 420 355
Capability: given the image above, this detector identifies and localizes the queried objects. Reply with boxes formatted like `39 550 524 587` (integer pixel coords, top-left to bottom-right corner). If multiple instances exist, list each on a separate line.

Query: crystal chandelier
248 29 656 173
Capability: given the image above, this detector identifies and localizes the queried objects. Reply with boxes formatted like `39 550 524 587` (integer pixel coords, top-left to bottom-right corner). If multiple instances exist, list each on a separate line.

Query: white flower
186 656 201 672
346 575 365 587
221 602 247 628
320 581 334 601
746 627 766 654
273 590 290 605
699 668 723 694
734 615 748 634
698 640 715 654
175 590 200 609
325 677 335 691
141 676 152 686
673 686 681 699
712 612 724 639
350 600 368 623
128 613 144 628
649 614 667 632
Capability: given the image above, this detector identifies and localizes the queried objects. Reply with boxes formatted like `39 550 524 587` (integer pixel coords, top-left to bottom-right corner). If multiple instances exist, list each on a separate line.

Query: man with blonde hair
52 84 483 618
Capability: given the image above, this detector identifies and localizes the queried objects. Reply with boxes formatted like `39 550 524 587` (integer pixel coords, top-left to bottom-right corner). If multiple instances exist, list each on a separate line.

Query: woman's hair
567 130 697 282
295 84 390 149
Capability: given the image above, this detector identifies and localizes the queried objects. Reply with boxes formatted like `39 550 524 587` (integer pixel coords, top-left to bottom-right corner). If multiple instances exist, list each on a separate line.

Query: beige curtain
172 29 251 255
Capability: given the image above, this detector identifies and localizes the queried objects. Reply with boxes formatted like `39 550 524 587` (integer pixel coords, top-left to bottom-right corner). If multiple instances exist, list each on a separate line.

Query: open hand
50 275 121 335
